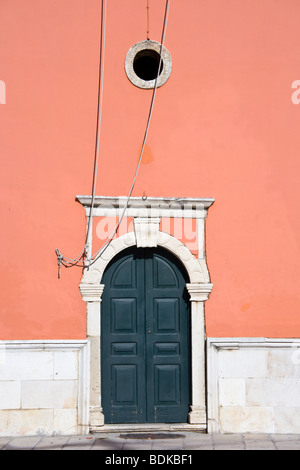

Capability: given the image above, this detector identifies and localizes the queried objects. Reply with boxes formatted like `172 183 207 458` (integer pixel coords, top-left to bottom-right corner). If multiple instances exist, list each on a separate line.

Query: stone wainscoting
0 341 89 436
207 338 300 434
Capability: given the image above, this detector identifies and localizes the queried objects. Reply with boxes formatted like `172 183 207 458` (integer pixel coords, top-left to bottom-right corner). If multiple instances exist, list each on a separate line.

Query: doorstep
90 423 207 433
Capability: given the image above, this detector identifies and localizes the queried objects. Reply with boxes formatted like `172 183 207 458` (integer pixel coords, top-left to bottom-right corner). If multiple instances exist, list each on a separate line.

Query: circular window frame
125 40 172 89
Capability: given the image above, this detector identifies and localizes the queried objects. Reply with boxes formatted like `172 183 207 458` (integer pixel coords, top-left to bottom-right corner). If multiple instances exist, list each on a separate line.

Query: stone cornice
76 196 214 219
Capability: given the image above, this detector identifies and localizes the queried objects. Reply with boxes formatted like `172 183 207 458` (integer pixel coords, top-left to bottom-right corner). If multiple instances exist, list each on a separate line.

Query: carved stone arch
80 230 211 289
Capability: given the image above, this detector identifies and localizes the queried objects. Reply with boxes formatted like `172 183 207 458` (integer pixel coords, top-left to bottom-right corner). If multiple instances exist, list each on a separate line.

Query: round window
125 40 172 89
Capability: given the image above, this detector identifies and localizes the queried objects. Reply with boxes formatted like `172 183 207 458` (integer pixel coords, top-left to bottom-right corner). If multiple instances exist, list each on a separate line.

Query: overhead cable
87 0 171 268
56 0 171 277
55 0 107 275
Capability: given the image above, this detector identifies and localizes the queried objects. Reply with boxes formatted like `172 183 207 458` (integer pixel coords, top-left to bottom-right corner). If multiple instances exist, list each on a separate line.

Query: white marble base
0 340 89 436
207 338 300 434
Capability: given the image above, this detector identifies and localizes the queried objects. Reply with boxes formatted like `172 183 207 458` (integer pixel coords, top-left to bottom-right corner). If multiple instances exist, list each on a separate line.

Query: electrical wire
85 0 107 253
146 0 150 40
56 0 171 276
87 0 171 268
55 0 107 275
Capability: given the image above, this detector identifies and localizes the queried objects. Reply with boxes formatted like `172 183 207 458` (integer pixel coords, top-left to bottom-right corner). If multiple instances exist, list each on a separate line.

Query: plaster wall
1 1 300 339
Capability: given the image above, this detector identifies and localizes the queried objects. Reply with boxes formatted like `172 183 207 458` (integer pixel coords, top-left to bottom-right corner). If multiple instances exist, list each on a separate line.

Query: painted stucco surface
1 0 300 338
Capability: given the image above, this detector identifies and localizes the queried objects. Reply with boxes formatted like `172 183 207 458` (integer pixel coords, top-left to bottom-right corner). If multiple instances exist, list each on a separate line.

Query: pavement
1 431 300 451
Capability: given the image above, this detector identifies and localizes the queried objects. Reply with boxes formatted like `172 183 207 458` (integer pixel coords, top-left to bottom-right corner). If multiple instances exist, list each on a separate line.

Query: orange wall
1 0 300 339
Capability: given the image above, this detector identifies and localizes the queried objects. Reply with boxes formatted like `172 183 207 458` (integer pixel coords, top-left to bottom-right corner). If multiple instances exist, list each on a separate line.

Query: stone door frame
77 196 214 431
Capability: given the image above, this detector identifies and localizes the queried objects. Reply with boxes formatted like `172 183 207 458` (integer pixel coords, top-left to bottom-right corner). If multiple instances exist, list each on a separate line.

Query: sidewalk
1 432 300 450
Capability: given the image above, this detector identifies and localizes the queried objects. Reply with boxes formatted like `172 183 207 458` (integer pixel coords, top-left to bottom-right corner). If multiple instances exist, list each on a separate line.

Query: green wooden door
101 247 190 424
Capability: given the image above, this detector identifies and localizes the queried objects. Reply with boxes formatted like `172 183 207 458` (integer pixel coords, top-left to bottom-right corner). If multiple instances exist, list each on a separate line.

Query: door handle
148 330 151 334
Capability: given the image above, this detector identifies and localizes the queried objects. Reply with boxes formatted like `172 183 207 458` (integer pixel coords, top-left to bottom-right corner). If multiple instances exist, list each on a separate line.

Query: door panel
112 256 137 288
111 298 137 333
154 343 180 355
101 247 190 424
154 365 181 404
153 256 179 287
111 343 137 355
112 365 137 404
154 298 179 333
101 250 146 423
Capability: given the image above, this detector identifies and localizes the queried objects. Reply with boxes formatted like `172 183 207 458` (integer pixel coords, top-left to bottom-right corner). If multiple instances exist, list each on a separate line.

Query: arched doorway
101 246 191 424
79 224 213 431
